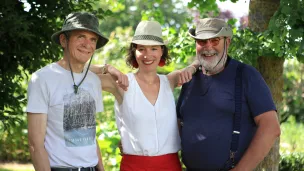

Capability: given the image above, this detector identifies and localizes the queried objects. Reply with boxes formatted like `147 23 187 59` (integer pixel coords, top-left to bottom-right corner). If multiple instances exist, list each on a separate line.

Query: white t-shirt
26 63 103 168
115 73 181 156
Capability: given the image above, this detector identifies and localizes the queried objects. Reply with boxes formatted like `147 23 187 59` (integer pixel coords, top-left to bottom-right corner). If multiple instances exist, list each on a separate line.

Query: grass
0 163 34 171
280 116 304 154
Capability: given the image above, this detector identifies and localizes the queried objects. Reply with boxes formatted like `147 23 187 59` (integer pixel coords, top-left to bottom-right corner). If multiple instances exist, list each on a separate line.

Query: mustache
199 50 219 56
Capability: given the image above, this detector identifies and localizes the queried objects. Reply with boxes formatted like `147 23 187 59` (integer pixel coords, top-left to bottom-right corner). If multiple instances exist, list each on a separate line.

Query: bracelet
101 64 108 74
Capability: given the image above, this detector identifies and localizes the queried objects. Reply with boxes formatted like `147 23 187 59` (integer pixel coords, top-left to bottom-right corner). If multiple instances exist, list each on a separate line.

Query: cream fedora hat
189 18 233 40
131 20 166 45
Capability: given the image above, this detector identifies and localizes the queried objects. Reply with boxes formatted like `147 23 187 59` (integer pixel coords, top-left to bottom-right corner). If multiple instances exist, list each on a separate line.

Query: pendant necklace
67 55 93 94
136 73 156 85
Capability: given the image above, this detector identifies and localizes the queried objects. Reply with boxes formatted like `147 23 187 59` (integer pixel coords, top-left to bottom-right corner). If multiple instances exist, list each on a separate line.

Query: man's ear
226 37 231 47
59 34 67 48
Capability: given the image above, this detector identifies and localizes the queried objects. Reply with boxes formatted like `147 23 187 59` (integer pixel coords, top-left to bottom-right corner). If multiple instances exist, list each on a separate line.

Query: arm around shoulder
97 73 124 104
167 60 198 89
90 64 129 92
89 64 107 75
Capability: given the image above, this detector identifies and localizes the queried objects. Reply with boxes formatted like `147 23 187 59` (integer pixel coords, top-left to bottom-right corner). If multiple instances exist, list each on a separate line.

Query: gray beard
198 53 227 74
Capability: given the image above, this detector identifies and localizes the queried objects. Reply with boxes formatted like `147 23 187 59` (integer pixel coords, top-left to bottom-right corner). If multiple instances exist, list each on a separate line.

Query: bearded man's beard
197 50 221 71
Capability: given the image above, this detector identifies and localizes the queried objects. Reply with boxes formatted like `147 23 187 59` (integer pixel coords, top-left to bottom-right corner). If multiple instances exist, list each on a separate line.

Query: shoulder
34 63 56 73
180 79 192 93
88 70 101 83
160 74 169 81
127 73 136 83
30 63 57 82
122 73 136 91
229 59 261 78
161 74 173 88
241 63 264 82
27 64 58 95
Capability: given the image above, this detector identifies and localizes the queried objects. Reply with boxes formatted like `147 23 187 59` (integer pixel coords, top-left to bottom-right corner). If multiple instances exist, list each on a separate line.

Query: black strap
229 63 245 169
217 63 245 171
231 63 245 152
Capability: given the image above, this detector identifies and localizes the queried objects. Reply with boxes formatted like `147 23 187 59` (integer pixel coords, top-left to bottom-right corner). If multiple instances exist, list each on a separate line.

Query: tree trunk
248 0 283 170
256 57 283 171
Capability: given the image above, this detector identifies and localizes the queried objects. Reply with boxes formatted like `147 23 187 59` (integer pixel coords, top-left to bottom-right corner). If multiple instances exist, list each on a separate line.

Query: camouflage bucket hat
51 12 109 49
189 18 233 40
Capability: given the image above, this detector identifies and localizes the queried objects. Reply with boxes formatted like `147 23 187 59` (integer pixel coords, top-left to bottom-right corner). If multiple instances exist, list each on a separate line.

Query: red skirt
120 153 182 171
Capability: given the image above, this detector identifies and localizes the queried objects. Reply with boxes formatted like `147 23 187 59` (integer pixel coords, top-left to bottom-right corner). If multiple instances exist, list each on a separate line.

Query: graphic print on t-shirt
63 88 96 147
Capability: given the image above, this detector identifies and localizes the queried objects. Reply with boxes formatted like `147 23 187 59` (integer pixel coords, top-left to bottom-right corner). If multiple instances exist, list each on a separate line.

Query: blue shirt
176 58 276 170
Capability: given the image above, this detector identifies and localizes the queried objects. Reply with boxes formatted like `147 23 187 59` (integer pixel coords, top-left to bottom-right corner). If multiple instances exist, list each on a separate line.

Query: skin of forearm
233 123 280 171
28 114 50 171
91 64 118 80
29 145 51 171
191 59 200 69
89 65 105 74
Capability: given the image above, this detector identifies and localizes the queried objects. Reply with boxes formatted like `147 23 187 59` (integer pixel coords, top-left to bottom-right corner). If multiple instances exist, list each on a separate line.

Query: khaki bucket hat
51 12 109 49
131 21 166 45
189 18 233 40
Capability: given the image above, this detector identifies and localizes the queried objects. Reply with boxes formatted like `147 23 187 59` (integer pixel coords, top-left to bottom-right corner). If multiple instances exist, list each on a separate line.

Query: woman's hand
177 65 196 86
106 65 129 91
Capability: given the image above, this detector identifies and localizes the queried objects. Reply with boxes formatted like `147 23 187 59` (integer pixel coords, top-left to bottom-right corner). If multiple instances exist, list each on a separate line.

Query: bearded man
176 18 280 171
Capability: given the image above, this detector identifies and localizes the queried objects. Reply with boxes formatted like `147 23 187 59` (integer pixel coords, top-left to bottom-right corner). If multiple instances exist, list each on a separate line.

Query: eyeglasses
196 37 224 47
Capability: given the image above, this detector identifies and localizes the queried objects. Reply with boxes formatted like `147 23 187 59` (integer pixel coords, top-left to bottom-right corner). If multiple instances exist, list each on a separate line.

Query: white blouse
114 73 181 156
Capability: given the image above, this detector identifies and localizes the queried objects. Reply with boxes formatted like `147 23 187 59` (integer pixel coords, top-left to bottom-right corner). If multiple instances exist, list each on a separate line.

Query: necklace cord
64 33 94 94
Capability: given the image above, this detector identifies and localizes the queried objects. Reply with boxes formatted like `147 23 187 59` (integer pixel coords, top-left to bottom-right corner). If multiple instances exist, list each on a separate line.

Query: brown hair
125 43 171 68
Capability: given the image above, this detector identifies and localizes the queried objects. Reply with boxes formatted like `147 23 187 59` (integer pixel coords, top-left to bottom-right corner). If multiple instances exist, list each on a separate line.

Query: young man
26 12 127 171
177 18 281 171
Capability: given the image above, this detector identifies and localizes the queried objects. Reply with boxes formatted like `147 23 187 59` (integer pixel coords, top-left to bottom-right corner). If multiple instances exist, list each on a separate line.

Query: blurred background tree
1 0 304 171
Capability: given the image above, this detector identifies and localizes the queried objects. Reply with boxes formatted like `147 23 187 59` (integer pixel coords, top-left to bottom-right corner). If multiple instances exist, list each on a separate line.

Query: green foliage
229 0 304 67
97 0 189 36
93 26 133 70
229 28 263 67
280 117 304 170
268 0 304 62
281 59 304 123
280 116 304 153
280 153 304 171
167 27 196 66
187 0 219 17
95 92 120 170
0 113 30 162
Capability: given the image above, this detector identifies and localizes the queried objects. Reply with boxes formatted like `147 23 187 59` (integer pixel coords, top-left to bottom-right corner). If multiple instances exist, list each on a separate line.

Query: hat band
196 29 218 35
133 35 163 43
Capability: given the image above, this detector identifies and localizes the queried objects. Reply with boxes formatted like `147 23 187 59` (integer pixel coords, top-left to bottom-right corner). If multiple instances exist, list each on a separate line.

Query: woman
94 21 197 170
